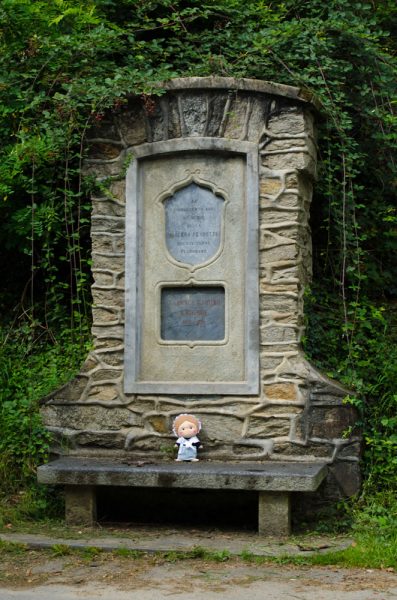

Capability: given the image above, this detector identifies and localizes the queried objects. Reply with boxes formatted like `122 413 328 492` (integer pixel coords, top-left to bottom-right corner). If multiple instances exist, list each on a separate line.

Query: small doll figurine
173 414 202 462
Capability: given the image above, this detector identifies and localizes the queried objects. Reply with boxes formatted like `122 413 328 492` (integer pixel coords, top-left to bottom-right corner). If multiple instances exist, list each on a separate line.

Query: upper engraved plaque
164 182 224 265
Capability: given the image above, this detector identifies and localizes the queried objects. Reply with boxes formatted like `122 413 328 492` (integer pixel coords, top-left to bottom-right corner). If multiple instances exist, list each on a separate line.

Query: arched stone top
152 76 319 109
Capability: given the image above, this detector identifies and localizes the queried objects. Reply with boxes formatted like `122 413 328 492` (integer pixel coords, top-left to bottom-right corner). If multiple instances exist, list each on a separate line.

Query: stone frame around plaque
124 138 259 395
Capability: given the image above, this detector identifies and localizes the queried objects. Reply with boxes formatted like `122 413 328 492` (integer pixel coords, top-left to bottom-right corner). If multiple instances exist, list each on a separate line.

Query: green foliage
0 325 89 494
0 0 396 500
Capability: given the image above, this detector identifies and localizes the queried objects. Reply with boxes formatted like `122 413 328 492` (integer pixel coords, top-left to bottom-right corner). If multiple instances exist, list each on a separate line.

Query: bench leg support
65 485 97 526
258 491 291 536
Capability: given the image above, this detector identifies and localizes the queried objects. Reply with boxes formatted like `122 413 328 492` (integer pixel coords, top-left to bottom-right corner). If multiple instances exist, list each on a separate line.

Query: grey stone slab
153 76 318 106
37 458 327 492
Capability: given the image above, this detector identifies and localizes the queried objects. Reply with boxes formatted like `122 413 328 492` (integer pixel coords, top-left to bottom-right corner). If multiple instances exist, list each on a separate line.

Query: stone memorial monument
38 77 361 535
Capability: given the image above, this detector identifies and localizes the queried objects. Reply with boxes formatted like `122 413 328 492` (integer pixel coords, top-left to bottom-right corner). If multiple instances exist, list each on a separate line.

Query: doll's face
177 420 198 438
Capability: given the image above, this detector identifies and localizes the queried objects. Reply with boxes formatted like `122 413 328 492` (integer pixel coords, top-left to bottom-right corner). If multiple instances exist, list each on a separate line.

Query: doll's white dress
176 435 200 461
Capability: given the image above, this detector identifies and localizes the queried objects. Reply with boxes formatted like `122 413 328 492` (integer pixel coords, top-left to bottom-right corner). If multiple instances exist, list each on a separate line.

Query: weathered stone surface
180 93 208 136
272 441 334 459
260 326 299 345
202 415 244 441
259 243 298 262
146 415 169 434
91 254 124 271
92 307 121 325
38 457 328 492
92 199 125 218
42 405 135 430
88 142 122 160
91 216 125 234
329 461 361 496
65 486 96 526
116 99 147 146
263 383 297 401
267 111 306 135
87 383 120 402
73 431 126 449
247 416 291 437
91 234 114 253
92 288 124 307
45 376 88 403
95 350 124 367
336 441 362 459
92 271 115 287
260 178 283 197
206 93 228 137
261 151 314 172
94 338 124 349
258 491 291 536
260 294 298 313
308 406 357 439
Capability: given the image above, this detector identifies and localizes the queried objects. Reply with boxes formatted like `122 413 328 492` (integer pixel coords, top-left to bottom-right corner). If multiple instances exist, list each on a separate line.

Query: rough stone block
328 461 361 496
261 151 313 172
116 100 147 146
95 350 124 367
267 111 306 135
91 288 124 308
263 383 297 401
202 415 244 441
92 199 125 217
92 271 115 287
308 406 357 439
88 142 122 160
87 382 120 401
65 486 96 526
260 325 299 345
92 306 121 326
91 216 125 234
260 244 298 262
42 405 134 430
258 491 291 536
47 376 88 403
260 294 298 313
247 416 291 437
180 93 209 136
74 430 126 449
272 441 335 459
91 234 114 253
265 138 307 152
91 254 124 271
95 340 123 353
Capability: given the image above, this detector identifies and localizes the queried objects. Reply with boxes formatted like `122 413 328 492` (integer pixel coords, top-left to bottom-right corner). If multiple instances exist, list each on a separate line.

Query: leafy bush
0 325 89 494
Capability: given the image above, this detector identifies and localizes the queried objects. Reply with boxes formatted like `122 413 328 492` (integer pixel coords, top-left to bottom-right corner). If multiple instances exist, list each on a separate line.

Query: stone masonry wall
41 78 361 501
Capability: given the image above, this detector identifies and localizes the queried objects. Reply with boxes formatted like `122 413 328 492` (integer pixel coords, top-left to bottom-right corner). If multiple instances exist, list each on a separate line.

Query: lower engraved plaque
161 286 225 341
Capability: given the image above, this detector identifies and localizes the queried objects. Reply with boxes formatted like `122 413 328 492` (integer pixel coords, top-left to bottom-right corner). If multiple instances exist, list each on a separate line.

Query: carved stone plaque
125 140 259 394
161 286 225 341
164 182 224 265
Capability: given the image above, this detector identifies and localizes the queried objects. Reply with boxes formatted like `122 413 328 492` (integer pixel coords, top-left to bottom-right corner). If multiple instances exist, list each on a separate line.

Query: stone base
39 458 327 536
65 485 96 526
258 491 291 536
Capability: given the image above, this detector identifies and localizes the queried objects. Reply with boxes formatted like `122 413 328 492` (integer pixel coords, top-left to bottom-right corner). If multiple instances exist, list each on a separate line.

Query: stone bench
37 458 327 536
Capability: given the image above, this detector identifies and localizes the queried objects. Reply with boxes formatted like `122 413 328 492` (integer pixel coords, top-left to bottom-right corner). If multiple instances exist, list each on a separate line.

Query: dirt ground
1 550 397 600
